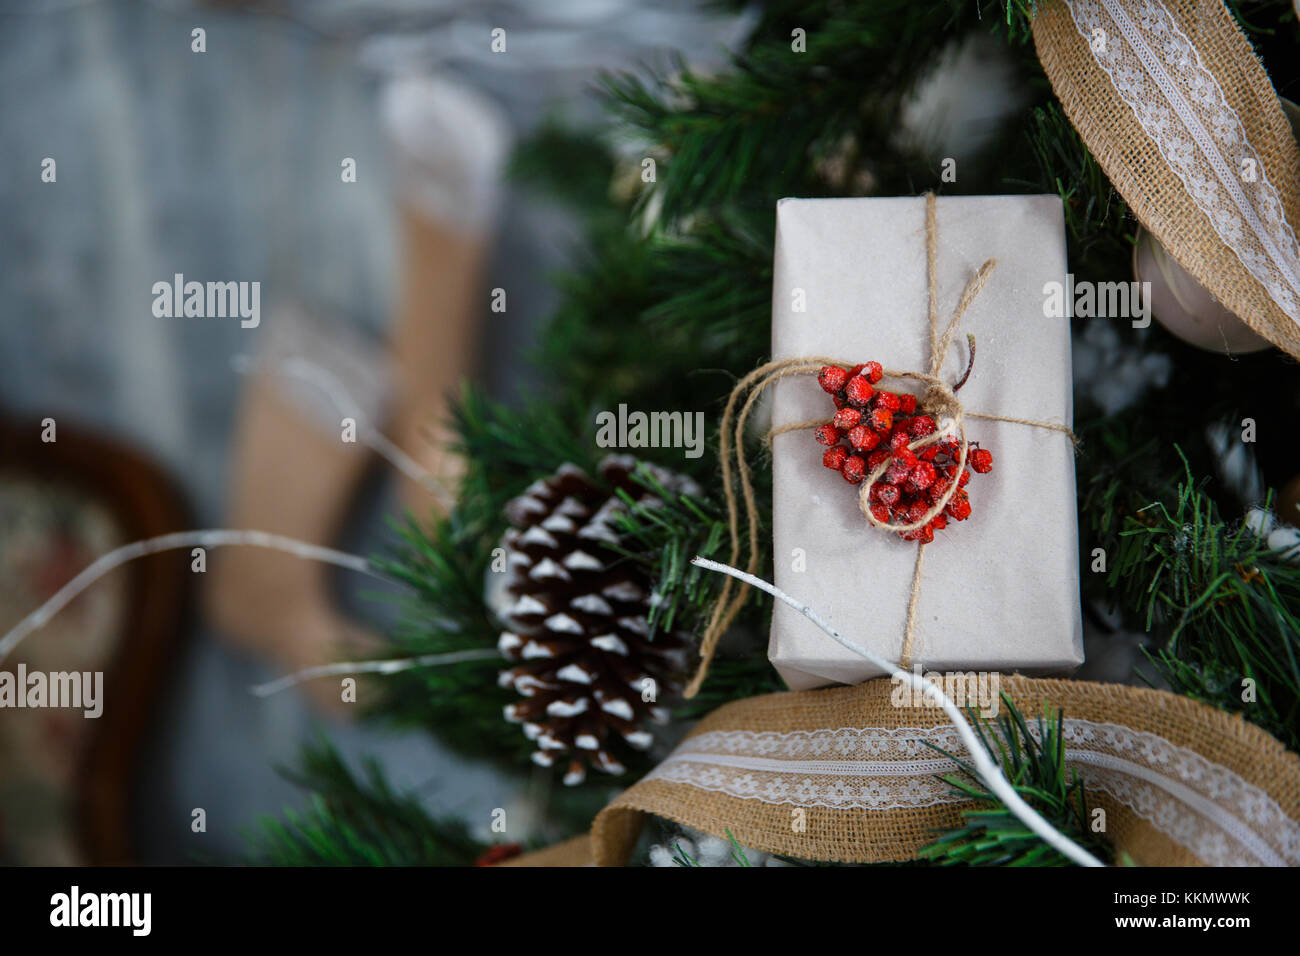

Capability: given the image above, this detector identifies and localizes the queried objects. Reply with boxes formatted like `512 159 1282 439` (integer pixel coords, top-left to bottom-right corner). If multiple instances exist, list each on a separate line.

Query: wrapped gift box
768 195 1084 690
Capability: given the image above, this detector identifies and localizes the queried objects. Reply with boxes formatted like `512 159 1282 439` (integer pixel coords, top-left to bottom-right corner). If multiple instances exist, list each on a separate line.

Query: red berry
909 415 936 438
847 364 866 378
969 448 993 474
918 445 939 461
886 457 912 485
878 483 901 507
833 407 861 430
889 428 912 451
869 502 891 523
841 455 866 484
818 366 849 394
870 407 893 432
898 393 918 415
911 461 937 490
928 476 951 502
814 423 840 446
848 425 880 451
931 513 947 530
876 391 901 412
862 361 884 384
958 468 971 487
946 496 972 521
845 376 875 407
866 449 891 472
822 445 849 470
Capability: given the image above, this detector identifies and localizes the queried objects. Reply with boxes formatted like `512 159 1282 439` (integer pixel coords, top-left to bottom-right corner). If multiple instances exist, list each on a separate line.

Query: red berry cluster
815 363 993 543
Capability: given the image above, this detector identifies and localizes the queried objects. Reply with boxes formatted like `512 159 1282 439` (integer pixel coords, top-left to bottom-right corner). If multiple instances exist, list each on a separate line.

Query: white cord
690 556 1106 867
249 648 501 697
0 530 379 665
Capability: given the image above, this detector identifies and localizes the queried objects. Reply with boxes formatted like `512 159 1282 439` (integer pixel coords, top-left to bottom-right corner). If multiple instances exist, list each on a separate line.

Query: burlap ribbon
685 193 1075 696
504 677 1300 867
1033 0 1300 358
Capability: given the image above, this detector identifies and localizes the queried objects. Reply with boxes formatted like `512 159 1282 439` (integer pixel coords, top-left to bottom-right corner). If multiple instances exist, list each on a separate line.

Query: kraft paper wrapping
768 195 1083 690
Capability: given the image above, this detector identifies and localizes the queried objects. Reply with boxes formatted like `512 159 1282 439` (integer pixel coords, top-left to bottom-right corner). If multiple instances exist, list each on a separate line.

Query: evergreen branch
245 741 485 866
1111 456 1300 748
606 465 783 714
1017 102 1134 275
920 696 1113 866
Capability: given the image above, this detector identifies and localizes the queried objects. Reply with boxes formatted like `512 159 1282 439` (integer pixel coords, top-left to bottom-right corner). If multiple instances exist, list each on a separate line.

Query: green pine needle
919 695 1113 866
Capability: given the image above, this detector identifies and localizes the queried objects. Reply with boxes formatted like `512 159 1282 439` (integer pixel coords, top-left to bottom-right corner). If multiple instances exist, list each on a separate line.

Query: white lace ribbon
1064 0 1300 324
646 720 1300 866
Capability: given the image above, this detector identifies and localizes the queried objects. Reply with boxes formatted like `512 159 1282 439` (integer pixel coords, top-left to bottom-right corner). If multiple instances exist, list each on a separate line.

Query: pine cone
496 455 697 785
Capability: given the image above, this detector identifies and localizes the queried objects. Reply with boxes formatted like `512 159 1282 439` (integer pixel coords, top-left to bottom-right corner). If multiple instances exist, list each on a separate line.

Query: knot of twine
683 192 1077 699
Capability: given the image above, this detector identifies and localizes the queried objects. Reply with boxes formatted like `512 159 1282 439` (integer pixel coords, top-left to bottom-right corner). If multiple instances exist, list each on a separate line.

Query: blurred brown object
0 415 191 865
1278 475 1300 530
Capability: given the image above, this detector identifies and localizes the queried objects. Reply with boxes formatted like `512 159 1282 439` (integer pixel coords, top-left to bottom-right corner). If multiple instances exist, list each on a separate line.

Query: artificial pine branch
606 466 785 715
1113 456 1300 748
246 742 485 866
366 387 594 763
920 695 1113 867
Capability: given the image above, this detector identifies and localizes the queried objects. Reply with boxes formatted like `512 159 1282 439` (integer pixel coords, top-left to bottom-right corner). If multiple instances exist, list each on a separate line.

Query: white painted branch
690 556 1106 867
0 530 380 664
249 648 502 697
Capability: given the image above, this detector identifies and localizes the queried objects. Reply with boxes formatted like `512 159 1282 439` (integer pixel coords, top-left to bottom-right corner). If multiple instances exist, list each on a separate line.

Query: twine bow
684 192 1077 698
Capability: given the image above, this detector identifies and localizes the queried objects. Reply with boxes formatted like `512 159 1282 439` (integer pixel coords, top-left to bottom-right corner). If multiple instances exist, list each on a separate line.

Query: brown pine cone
496 455 697 785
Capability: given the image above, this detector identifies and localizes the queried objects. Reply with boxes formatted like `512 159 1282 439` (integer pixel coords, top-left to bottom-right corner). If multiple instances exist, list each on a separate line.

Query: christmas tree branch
245 741 485 866
920 695 1114 866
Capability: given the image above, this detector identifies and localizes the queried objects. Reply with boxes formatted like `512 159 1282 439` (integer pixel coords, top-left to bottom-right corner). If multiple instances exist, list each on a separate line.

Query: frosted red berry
841 455 866 484
833 407 862 430
848 425 880 451
885 456 912 485
823 445 849 471
814 358 993 542
818 365 848 394
845 376 875 407
911 460 936 490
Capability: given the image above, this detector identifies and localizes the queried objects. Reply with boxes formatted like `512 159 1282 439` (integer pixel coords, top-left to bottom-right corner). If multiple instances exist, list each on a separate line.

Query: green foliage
920 696 1113 866
367 387 593 763
1110 457 1300 749
246 742 485 866
1019 103 1134 275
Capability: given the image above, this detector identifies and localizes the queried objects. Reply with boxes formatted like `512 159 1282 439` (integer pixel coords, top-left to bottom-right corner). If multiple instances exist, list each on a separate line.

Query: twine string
685 193 1077 697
